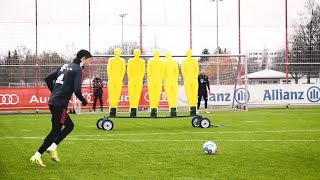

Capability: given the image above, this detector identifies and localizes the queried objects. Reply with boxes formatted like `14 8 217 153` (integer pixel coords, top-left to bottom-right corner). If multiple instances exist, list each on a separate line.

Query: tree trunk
307 72 311 84
295 78 299 84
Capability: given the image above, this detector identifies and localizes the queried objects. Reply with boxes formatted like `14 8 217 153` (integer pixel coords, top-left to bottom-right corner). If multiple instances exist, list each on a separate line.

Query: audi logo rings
144 92 167 102
0 94 19 105
83 93 94 103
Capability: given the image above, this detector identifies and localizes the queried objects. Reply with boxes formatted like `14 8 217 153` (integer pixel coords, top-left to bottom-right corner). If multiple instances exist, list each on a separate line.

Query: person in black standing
30 49 91 167
197 68 211 113
92 74 104 112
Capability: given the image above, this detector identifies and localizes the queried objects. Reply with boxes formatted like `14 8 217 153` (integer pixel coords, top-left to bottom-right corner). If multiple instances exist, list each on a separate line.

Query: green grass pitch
0 109 319 179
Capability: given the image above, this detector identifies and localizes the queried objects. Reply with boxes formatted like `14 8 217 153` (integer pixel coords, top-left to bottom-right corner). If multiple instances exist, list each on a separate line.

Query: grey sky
0 0 318 56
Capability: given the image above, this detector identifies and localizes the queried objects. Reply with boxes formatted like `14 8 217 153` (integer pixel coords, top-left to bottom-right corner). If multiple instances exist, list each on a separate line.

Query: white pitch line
0 129 319 140
0 136 318 142
71 129 320 137
65 139 320 142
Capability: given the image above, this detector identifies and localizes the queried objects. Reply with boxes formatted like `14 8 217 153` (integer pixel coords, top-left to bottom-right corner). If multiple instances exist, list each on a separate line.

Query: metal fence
1 53 320 87
247 49 320 84
1 52 320 113
0 55 246 87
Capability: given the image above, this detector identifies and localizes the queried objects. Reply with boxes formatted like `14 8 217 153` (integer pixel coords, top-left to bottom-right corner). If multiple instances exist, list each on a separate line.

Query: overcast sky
0 0 319 56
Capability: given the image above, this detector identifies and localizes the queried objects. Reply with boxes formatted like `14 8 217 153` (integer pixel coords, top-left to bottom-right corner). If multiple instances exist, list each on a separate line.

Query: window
258 81 268 84
272 81 278 84
282 80 291 84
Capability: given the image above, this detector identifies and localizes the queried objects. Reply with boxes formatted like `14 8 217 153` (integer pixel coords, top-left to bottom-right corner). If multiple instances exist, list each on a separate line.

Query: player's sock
34 151 41 159
47 143 57 151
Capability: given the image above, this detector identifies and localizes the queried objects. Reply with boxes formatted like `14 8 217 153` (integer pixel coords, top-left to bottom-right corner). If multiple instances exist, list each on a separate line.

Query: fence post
217 62 220 85
244 55 248 111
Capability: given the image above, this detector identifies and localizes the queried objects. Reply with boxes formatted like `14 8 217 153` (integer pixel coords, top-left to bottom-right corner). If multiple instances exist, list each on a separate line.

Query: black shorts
198 91 208 101
94 91 103 96
49 105 68 125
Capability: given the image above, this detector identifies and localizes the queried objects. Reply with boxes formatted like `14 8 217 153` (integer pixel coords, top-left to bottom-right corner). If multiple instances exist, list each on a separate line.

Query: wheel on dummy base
191 116 202 127
102 120 114 130
200 118 211 128
96 118 104 129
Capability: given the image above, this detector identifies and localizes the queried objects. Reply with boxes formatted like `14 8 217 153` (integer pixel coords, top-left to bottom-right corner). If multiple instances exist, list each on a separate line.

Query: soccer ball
203 141 217 155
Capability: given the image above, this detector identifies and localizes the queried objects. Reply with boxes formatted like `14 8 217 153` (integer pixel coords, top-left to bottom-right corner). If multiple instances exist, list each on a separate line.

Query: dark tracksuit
197 74 211 110
92 77 103 111
37 59 87 154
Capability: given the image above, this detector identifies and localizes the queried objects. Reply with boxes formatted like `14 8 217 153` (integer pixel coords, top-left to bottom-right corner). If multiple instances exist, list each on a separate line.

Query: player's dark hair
76 49 92 59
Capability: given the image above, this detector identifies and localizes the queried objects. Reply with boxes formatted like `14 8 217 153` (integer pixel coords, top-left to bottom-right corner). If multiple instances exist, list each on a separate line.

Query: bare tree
199 48 210 63
290 0 320 83
272 0 320 84
106 41 139 56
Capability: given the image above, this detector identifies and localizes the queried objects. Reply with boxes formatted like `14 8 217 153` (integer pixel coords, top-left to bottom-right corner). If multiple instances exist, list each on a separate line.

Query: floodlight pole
35 0 39 112
89 0 91 52
119 14 127 48
238 0 242 84
35 0 38 84
140 0 143 53
211 0 223 53
216 0 219 53
285 0 289 84
190 0 192 49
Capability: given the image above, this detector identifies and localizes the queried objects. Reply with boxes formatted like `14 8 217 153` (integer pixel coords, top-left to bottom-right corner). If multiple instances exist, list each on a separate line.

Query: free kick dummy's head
153 50 160 59
114 48 122 57
134 49 141 58
165 51 172 59
186 49 192 58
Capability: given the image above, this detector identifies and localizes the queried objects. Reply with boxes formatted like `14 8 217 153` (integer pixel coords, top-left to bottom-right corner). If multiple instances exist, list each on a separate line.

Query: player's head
165 51 172 59
134 49 141 58
153 50 160 59
201 68 205 74
76 49 92 67
114 48 122 57
186 49 192 57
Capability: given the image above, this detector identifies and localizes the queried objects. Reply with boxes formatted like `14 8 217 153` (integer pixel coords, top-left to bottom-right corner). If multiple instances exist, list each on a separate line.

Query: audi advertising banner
0 86 168 111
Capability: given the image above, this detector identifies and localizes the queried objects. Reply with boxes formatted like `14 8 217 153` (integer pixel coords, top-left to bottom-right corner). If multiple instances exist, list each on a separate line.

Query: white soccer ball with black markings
203 141 217 155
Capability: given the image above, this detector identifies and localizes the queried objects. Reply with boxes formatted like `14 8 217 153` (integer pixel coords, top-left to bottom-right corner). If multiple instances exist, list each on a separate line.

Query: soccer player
30 49 91 167
197 68 211 113
92 74 104 112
